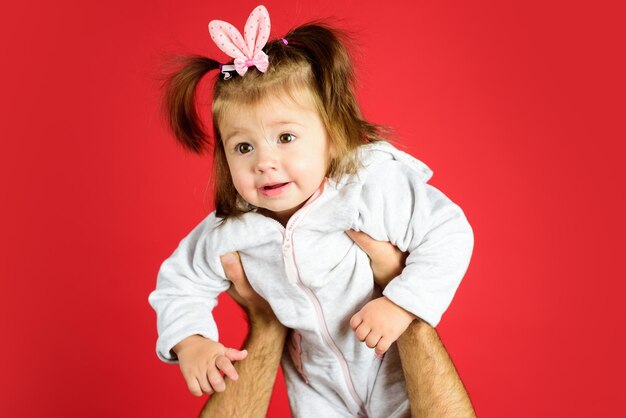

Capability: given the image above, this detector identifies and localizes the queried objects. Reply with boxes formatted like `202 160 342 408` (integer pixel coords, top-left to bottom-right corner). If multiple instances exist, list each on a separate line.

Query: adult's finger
222 251 276 318
345 230 382 257
220 252 245 283
346 229 407 289
221 252 258 302
221 252 249 308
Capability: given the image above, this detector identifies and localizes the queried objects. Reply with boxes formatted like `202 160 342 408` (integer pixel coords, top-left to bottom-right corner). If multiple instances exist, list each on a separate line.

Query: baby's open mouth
263 182 289 190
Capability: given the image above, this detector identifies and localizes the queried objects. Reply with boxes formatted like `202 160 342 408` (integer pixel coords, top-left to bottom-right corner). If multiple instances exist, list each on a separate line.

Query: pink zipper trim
294 280 368 416
275 181 368 416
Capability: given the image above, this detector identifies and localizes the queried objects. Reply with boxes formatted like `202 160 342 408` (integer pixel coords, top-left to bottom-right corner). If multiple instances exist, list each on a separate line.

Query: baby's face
220 92 331 224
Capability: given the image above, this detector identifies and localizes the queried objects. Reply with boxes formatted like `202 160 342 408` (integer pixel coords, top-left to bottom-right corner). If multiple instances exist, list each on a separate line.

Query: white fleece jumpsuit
148 141 474 417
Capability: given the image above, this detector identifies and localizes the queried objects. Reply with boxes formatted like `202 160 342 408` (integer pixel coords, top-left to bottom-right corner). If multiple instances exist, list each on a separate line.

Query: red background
1 0 625 416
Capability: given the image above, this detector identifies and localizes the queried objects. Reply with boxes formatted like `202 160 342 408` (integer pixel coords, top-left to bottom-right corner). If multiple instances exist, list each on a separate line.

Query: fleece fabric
148 141 474 416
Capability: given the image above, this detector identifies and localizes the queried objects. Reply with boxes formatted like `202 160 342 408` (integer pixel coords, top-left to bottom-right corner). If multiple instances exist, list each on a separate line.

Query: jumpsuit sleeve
148 215 231 364
353 158 474 327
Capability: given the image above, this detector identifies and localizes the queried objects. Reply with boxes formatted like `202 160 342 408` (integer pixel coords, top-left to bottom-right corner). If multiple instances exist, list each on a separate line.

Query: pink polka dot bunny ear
208 5 271 77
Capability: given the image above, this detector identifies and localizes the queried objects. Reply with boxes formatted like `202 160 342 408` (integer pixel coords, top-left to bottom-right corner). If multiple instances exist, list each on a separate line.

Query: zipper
294 276 368 417
266 182 368 416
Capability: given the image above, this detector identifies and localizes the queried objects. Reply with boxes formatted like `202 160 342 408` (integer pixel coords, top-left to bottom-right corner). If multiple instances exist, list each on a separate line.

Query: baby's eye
236 143 254 154
279 133 296 144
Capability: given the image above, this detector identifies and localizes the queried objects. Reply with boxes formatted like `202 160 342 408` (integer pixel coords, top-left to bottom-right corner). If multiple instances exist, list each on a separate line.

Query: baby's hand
350 297 416 357
173 335 248 396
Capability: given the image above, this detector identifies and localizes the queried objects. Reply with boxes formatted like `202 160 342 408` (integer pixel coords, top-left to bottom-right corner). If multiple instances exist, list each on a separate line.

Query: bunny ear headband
209 5 273 79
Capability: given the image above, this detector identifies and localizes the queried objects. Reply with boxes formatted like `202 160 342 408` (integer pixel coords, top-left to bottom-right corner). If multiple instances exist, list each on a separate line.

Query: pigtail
285 25 355 120
281 24 386 175
160 55 221 154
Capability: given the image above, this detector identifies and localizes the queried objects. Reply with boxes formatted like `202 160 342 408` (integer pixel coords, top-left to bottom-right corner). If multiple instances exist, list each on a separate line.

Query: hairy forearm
198 315 287 418
397 320 476 418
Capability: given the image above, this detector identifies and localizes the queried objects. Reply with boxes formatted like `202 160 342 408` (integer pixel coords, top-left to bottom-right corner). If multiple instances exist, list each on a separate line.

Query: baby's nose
255 149 279 172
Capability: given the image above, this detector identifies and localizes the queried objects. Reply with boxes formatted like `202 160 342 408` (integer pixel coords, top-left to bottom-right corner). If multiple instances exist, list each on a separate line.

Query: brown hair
160 23 388 219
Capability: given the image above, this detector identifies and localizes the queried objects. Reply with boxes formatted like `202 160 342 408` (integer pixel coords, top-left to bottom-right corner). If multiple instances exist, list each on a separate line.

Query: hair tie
219 63 235 80
281 38 288 45
208 5 271 77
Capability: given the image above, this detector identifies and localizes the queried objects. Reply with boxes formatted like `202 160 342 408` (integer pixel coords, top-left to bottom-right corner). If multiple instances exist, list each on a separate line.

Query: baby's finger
216 355 239 381
349 313 363 330
354 323 371 342
365 332 382 349
375 336 393 357
208 368 226 393
197 373 214 396
224 347 248 362
185 375 204 397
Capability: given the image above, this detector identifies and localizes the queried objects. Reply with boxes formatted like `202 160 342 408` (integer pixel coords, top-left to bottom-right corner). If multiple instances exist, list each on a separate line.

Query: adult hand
345 230 407 290
347 230 476 416
220 252 276 320
200 253 287 418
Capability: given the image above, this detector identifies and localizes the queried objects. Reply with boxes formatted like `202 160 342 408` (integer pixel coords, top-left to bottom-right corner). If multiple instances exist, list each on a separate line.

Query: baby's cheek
230 177 254 203
298 162 326 186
